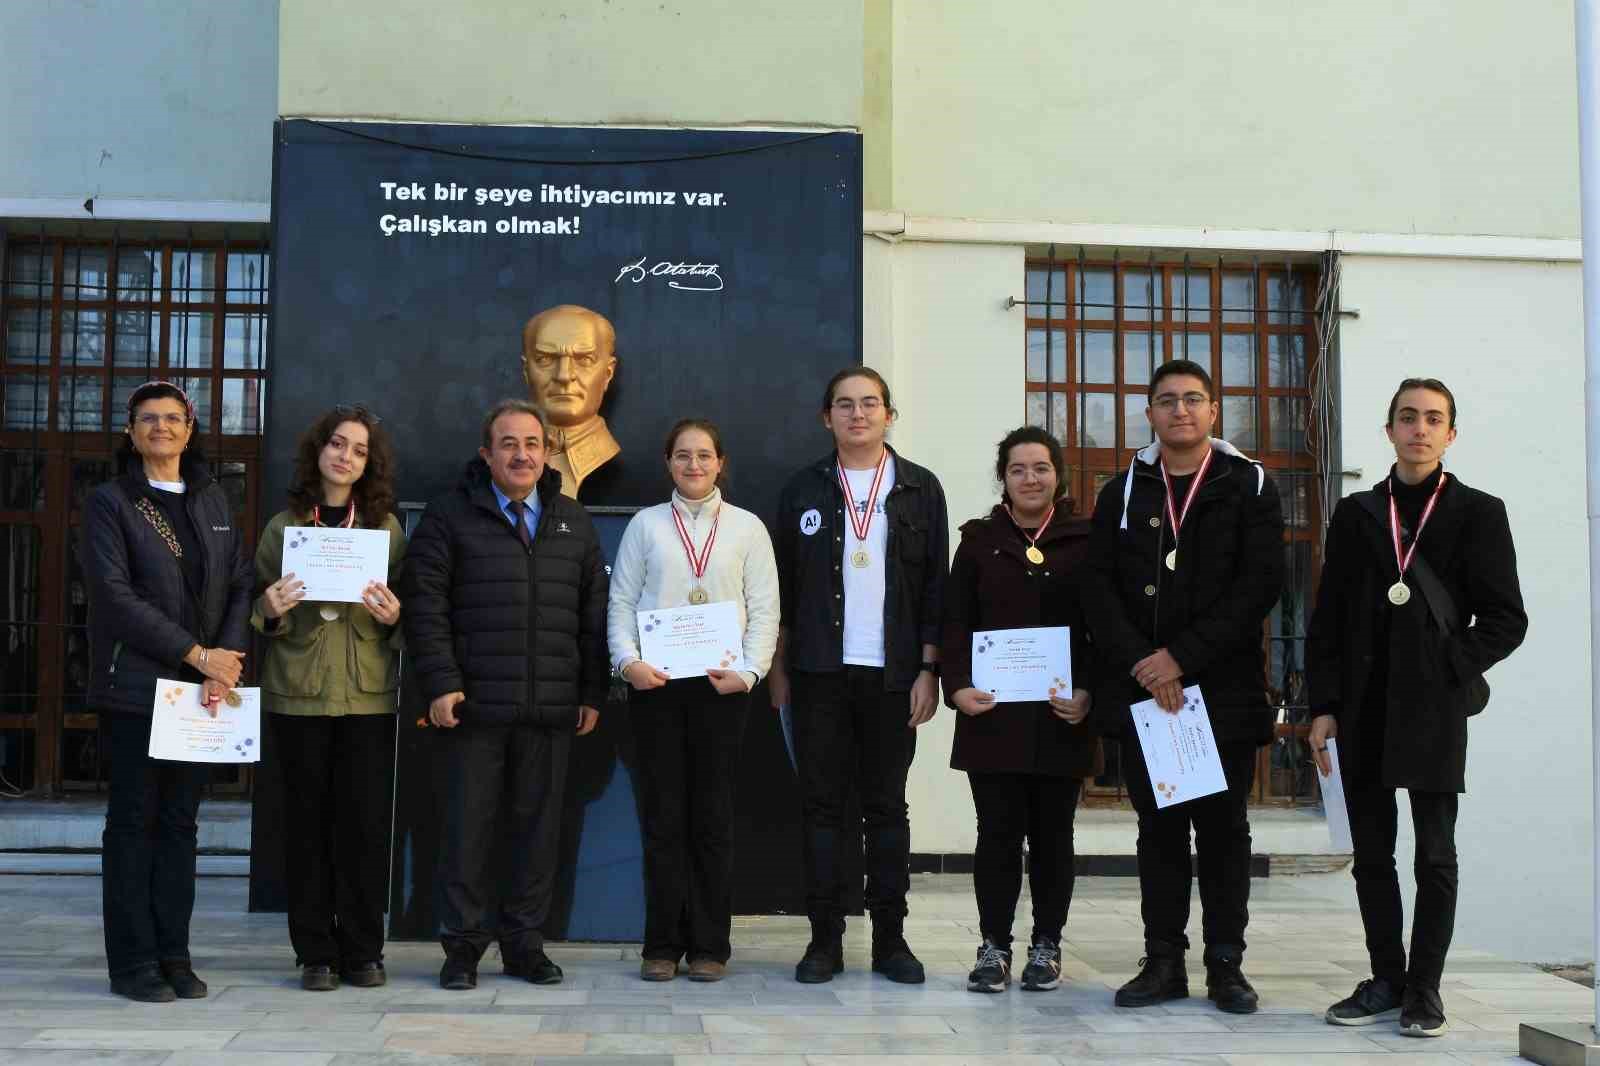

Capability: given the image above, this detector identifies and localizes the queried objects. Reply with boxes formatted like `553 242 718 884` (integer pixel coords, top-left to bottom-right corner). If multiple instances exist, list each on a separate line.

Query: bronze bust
521 304 620 498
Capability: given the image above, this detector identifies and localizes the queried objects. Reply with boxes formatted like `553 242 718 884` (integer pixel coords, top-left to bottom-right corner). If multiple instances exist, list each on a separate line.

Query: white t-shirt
840 455 894 668
148 480 186 493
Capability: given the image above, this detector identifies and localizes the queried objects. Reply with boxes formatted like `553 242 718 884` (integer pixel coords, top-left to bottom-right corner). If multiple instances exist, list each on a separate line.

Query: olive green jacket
251 509 406 716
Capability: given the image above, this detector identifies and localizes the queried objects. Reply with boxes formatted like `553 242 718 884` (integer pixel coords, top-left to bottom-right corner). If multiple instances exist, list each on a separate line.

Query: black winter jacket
83 453 255 716
1081 441 1284 744
774 447 949 692
402 461 609 728
1305 471 1526 793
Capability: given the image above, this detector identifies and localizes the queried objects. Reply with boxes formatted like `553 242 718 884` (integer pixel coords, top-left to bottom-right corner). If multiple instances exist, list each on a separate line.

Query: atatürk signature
614 256 724 292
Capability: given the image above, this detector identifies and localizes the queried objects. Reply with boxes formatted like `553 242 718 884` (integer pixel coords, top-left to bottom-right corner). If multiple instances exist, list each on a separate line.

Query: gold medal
1025 546 1045 565
319 605 339 621
1387 581 1411 606
224 690 242 708
851 548 871 568
1165 549 1177 571
688 586 709 605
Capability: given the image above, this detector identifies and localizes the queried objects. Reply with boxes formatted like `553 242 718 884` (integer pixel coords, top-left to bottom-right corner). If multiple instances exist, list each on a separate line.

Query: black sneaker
159 960 208 1000
966 940 1012 993
1020 937 1062 992
871 937 926 984
1325 977 1405 1026
1114 953 1188 1007
439 946 478 990
1400 984 1447 1037
1203 955 1258 1014
301 964 339 992
110 965 176 1003
504 948 563 985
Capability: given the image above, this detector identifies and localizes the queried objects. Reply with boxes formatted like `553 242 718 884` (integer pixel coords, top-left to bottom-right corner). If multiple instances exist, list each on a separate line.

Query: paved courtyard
0 870 1587 1065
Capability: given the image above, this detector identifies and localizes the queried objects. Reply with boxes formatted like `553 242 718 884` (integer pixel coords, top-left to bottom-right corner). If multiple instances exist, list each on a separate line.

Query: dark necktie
507 499 533 550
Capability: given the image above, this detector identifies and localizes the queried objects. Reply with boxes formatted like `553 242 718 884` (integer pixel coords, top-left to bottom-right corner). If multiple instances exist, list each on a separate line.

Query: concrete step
0 798 252 852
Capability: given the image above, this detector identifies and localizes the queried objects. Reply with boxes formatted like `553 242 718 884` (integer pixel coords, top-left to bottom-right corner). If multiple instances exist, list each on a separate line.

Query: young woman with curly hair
251 404 406 991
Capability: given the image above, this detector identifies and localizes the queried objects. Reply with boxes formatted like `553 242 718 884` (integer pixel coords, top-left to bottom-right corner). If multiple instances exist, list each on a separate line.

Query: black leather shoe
439 946 478 990
1326 976 1405 1026
301 964 339 992
110 965 176 1003
341 961 386 988
1114 953 1188 1007
1400 984 1448 1037
794 939 844 983
871 937 926 985
159 960 208 1000
504 948 563 985
1204 954 1259 1014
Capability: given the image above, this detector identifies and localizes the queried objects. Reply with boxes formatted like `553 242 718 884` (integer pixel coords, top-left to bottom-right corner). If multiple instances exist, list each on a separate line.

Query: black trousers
435 724 570 959
791 667 917 938
1347 781 1459 990
1123 737 1257 955
968 771 1082 949
270 713 396 968
102 711 209 977
629 679 749 964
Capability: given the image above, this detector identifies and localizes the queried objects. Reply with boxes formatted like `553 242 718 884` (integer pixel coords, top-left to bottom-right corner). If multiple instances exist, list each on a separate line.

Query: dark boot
870 916 925 985
159 960 207 1000
439 943 479 990
110 965 176 1003
795 913 844 984
504 948 563 985
1114 945 1188 1007
341 961 386 988
1203 945 1258 1014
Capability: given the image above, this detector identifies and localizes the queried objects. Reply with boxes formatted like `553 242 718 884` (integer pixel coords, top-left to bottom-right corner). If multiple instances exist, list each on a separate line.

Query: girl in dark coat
82 381 254 1002
941 425 1096 994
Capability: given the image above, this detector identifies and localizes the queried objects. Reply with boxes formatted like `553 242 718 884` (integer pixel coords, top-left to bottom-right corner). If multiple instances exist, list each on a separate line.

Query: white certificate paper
1130 685 1228 808
148 679 261 764
638 600 746 679
970 626 1072 703
1318 737 1354 851
281 526 391 603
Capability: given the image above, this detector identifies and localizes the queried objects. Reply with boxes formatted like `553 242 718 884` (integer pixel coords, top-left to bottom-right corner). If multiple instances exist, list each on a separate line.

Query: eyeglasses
134 412 190 428
1151 393 1212 412
671 451 718 466
334 402 382 424
831 397 884 415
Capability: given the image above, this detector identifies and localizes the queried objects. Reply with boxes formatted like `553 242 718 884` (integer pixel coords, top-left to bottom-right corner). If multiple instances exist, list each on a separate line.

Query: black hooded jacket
402 460 609 728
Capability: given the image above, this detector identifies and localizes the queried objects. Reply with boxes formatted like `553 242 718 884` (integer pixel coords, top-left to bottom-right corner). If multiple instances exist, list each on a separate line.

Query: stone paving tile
225 1028 393 1052
2 1053 169 1065
24 1028 239 1050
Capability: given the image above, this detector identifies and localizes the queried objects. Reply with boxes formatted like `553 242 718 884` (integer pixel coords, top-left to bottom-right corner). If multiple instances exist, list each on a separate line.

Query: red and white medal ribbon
1158 447 1214 570
1385 472 1447 606
837 450 889 567
671 500 721 604
1004 502 1055 565
313 500 357 529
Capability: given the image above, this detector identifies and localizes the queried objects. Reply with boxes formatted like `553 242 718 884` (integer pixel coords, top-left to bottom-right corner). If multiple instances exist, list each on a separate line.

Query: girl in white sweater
607 418 779 983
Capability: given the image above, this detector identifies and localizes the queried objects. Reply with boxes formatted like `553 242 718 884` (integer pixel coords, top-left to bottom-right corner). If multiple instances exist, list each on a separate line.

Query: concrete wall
889 0 1579 238
1336 253 1591 961
277 0 863 129
0 0 277 207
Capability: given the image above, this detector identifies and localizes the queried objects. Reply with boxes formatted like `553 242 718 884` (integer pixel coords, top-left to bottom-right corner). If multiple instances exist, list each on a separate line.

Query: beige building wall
278 0 863 129
885 0 1578 238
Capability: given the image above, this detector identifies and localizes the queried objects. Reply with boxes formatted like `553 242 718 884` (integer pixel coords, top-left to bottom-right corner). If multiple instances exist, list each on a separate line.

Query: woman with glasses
941 425 1096 994
607 418 779 982
83 380 255 1002
253 405 406 991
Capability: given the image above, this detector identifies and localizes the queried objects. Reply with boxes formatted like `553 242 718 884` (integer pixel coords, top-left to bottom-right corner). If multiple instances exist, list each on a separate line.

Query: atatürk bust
521 304 620 498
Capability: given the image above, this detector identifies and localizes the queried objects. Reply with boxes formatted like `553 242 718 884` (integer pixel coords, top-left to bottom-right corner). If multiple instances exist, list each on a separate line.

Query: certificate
970 626 1071 703
148 679 261 764
1317 737 1354 851
638 600 746 679
281 526 391 603
1129 685 1228 808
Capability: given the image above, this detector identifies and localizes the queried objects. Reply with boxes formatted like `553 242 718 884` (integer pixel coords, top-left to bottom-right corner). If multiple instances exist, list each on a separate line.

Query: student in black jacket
768 367 949 986
402 399 609 992
82 381 254 1003
1308 379 1526 1038
1081 360 1283 1015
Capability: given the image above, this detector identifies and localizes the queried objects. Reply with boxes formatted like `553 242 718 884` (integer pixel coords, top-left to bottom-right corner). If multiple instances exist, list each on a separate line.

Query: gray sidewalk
0 871 1585 1064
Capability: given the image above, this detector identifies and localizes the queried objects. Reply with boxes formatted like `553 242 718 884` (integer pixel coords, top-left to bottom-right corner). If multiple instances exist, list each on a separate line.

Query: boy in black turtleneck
1307 379 1526 1039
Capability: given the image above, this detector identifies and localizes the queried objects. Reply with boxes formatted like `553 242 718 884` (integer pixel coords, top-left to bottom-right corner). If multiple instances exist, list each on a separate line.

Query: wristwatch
920 660 941 677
